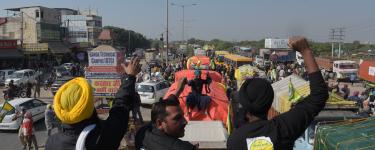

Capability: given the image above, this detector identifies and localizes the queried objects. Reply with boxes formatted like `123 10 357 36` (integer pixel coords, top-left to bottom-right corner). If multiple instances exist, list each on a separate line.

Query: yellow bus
214 51 230 65
223 54 252 68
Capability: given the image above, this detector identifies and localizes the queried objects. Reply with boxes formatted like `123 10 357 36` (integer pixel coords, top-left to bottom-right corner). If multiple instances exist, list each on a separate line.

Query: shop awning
48 42 71 54
0 49 23 59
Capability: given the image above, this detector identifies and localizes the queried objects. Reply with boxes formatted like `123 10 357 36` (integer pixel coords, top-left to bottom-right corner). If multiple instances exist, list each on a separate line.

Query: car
51 76 74 95
53 66 71 78
0 69 15 86
0 98 47 130
136 80 170 104
4 69 38 87
61 63 74 70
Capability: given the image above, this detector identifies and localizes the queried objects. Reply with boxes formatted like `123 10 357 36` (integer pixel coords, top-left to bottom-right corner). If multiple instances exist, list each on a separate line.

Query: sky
1 0 375 43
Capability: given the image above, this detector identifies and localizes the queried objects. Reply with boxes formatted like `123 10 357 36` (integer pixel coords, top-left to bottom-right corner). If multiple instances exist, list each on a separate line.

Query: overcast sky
1 0 375 43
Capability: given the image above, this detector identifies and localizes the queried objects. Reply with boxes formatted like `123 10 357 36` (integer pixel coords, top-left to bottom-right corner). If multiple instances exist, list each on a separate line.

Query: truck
269 75 360 150
358 60 375 87
316 57 358 81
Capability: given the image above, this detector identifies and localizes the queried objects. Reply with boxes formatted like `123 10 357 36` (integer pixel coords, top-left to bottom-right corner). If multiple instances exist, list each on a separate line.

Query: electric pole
166 0 169 65
329 27 345 58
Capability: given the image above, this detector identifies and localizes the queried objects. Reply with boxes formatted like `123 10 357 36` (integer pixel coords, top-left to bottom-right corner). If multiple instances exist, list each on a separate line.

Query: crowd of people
7 36 374 150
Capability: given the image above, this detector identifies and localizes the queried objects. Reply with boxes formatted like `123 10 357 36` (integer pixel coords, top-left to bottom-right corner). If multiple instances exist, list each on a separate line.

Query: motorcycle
3 86 27 100
44 78 54 90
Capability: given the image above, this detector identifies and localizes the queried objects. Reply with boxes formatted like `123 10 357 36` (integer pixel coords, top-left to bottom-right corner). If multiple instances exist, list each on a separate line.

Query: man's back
228 71 328 150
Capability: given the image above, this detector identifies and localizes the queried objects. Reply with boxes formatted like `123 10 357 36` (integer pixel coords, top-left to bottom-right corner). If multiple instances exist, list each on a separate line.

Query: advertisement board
265 39 289 49
88 51 124 66
0 40 17 49
86 66 124 73
85 72 121 79
87 79 121 97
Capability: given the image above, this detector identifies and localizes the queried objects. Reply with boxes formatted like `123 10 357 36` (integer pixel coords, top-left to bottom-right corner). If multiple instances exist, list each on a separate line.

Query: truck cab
332 60 358 80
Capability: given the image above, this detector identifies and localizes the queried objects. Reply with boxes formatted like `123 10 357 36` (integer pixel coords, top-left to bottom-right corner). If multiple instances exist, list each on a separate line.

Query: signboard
87 79 121 97
369 67 375 76
0 40 17 49
194 49 206 56
86 66 124 73
88 51 120 66
85 72 121 79
265 39 289 49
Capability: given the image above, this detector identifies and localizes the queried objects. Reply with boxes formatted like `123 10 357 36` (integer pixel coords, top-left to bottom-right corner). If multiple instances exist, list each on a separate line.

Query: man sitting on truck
227 36 329 150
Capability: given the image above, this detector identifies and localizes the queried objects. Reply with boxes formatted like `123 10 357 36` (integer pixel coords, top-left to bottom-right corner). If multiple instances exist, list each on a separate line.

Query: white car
4 69 38 87
136 80 170 104
0 98 47 130
0 69 15 85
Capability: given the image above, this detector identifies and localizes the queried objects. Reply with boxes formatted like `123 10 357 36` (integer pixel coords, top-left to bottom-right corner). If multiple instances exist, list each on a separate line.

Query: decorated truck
358 60 375 87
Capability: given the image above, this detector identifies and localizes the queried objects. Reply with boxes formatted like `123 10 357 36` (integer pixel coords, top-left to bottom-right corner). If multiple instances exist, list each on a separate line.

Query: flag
226 103 233 134
0 101 15 123
288 79 302 103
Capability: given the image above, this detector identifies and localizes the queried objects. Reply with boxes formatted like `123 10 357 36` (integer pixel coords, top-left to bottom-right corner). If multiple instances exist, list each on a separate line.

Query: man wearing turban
227 37 329 150
45 57 142 150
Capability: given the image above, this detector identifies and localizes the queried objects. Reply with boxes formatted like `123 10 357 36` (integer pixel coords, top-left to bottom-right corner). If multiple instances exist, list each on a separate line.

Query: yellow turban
53 77 94 124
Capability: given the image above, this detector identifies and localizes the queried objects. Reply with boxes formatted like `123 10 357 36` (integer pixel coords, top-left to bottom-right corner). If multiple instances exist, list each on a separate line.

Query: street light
171 3 197 47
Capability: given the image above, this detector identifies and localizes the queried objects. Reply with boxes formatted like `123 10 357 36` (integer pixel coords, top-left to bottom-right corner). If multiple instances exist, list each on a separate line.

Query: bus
223 54 252 68
214 51 230 65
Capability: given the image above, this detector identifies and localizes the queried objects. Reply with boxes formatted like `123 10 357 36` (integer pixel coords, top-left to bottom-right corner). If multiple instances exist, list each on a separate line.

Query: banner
86 66 124 73
85 72 121 79
88 51 119 66
87 79 122 98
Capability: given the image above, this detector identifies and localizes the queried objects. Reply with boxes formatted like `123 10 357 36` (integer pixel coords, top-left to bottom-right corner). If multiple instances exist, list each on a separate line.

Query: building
61 10 102 47
4 6 72 68
0 17 22 41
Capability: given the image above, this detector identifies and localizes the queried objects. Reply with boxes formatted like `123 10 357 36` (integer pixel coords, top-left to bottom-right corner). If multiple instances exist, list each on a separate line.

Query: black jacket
135 124 196 150
227 71 329 150
45 75 136 150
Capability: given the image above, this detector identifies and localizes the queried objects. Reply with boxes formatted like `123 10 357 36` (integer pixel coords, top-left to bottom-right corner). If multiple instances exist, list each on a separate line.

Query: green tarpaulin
314 117 375 150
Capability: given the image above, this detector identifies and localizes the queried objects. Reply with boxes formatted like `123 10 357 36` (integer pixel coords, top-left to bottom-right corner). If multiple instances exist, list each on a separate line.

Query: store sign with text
0 40 17 49
87 79 121 97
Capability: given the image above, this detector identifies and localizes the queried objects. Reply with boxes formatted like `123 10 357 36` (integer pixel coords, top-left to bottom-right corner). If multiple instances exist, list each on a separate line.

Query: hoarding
87 79 121 97
0 40 17 49
265 39 289 49
86 66 124 73
88 51 122 66
85 72 121 79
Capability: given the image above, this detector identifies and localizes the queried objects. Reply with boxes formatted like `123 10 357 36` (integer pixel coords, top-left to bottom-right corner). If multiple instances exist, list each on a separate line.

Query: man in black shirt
227 36 329 150
135 77 198 150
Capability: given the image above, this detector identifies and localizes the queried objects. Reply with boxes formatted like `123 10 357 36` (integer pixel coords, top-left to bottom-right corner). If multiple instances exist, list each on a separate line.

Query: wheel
20 91 27 98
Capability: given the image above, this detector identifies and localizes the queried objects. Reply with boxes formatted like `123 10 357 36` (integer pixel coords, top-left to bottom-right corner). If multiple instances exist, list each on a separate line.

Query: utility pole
166 0 169 65
329 27 345 58
20 12 24 46
337 27 345 58
329 28 335 58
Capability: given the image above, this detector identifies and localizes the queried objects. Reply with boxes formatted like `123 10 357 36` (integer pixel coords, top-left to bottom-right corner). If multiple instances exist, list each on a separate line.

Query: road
0 86 151 150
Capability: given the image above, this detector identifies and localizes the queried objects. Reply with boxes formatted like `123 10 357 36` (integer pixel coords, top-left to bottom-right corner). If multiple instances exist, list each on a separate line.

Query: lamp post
171 3 197 49
166 0 169 65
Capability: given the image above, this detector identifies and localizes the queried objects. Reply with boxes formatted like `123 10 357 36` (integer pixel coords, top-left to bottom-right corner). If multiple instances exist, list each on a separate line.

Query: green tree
103 26 151 52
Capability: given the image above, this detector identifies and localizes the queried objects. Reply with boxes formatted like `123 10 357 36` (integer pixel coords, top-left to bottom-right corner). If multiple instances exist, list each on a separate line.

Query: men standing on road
227 36 329 150
45 104 59 136
45 57 142 150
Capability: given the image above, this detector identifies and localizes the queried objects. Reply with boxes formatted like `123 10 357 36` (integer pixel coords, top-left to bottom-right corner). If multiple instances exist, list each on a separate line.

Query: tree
103 26 151 53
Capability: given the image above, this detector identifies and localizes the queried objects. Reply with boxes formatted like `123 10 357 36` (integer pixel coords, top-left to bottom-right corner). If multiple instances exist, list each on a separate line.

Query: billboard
265 39 289 49
88 51 124 66
87 79 121 97
0 40 17 49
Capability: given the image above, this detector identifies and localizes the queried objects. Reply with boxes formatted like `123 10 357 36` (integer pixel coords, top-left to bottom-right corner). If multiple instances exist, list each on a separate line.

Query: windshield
339 63 357 69
136 85 154 93
9 72 23 78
